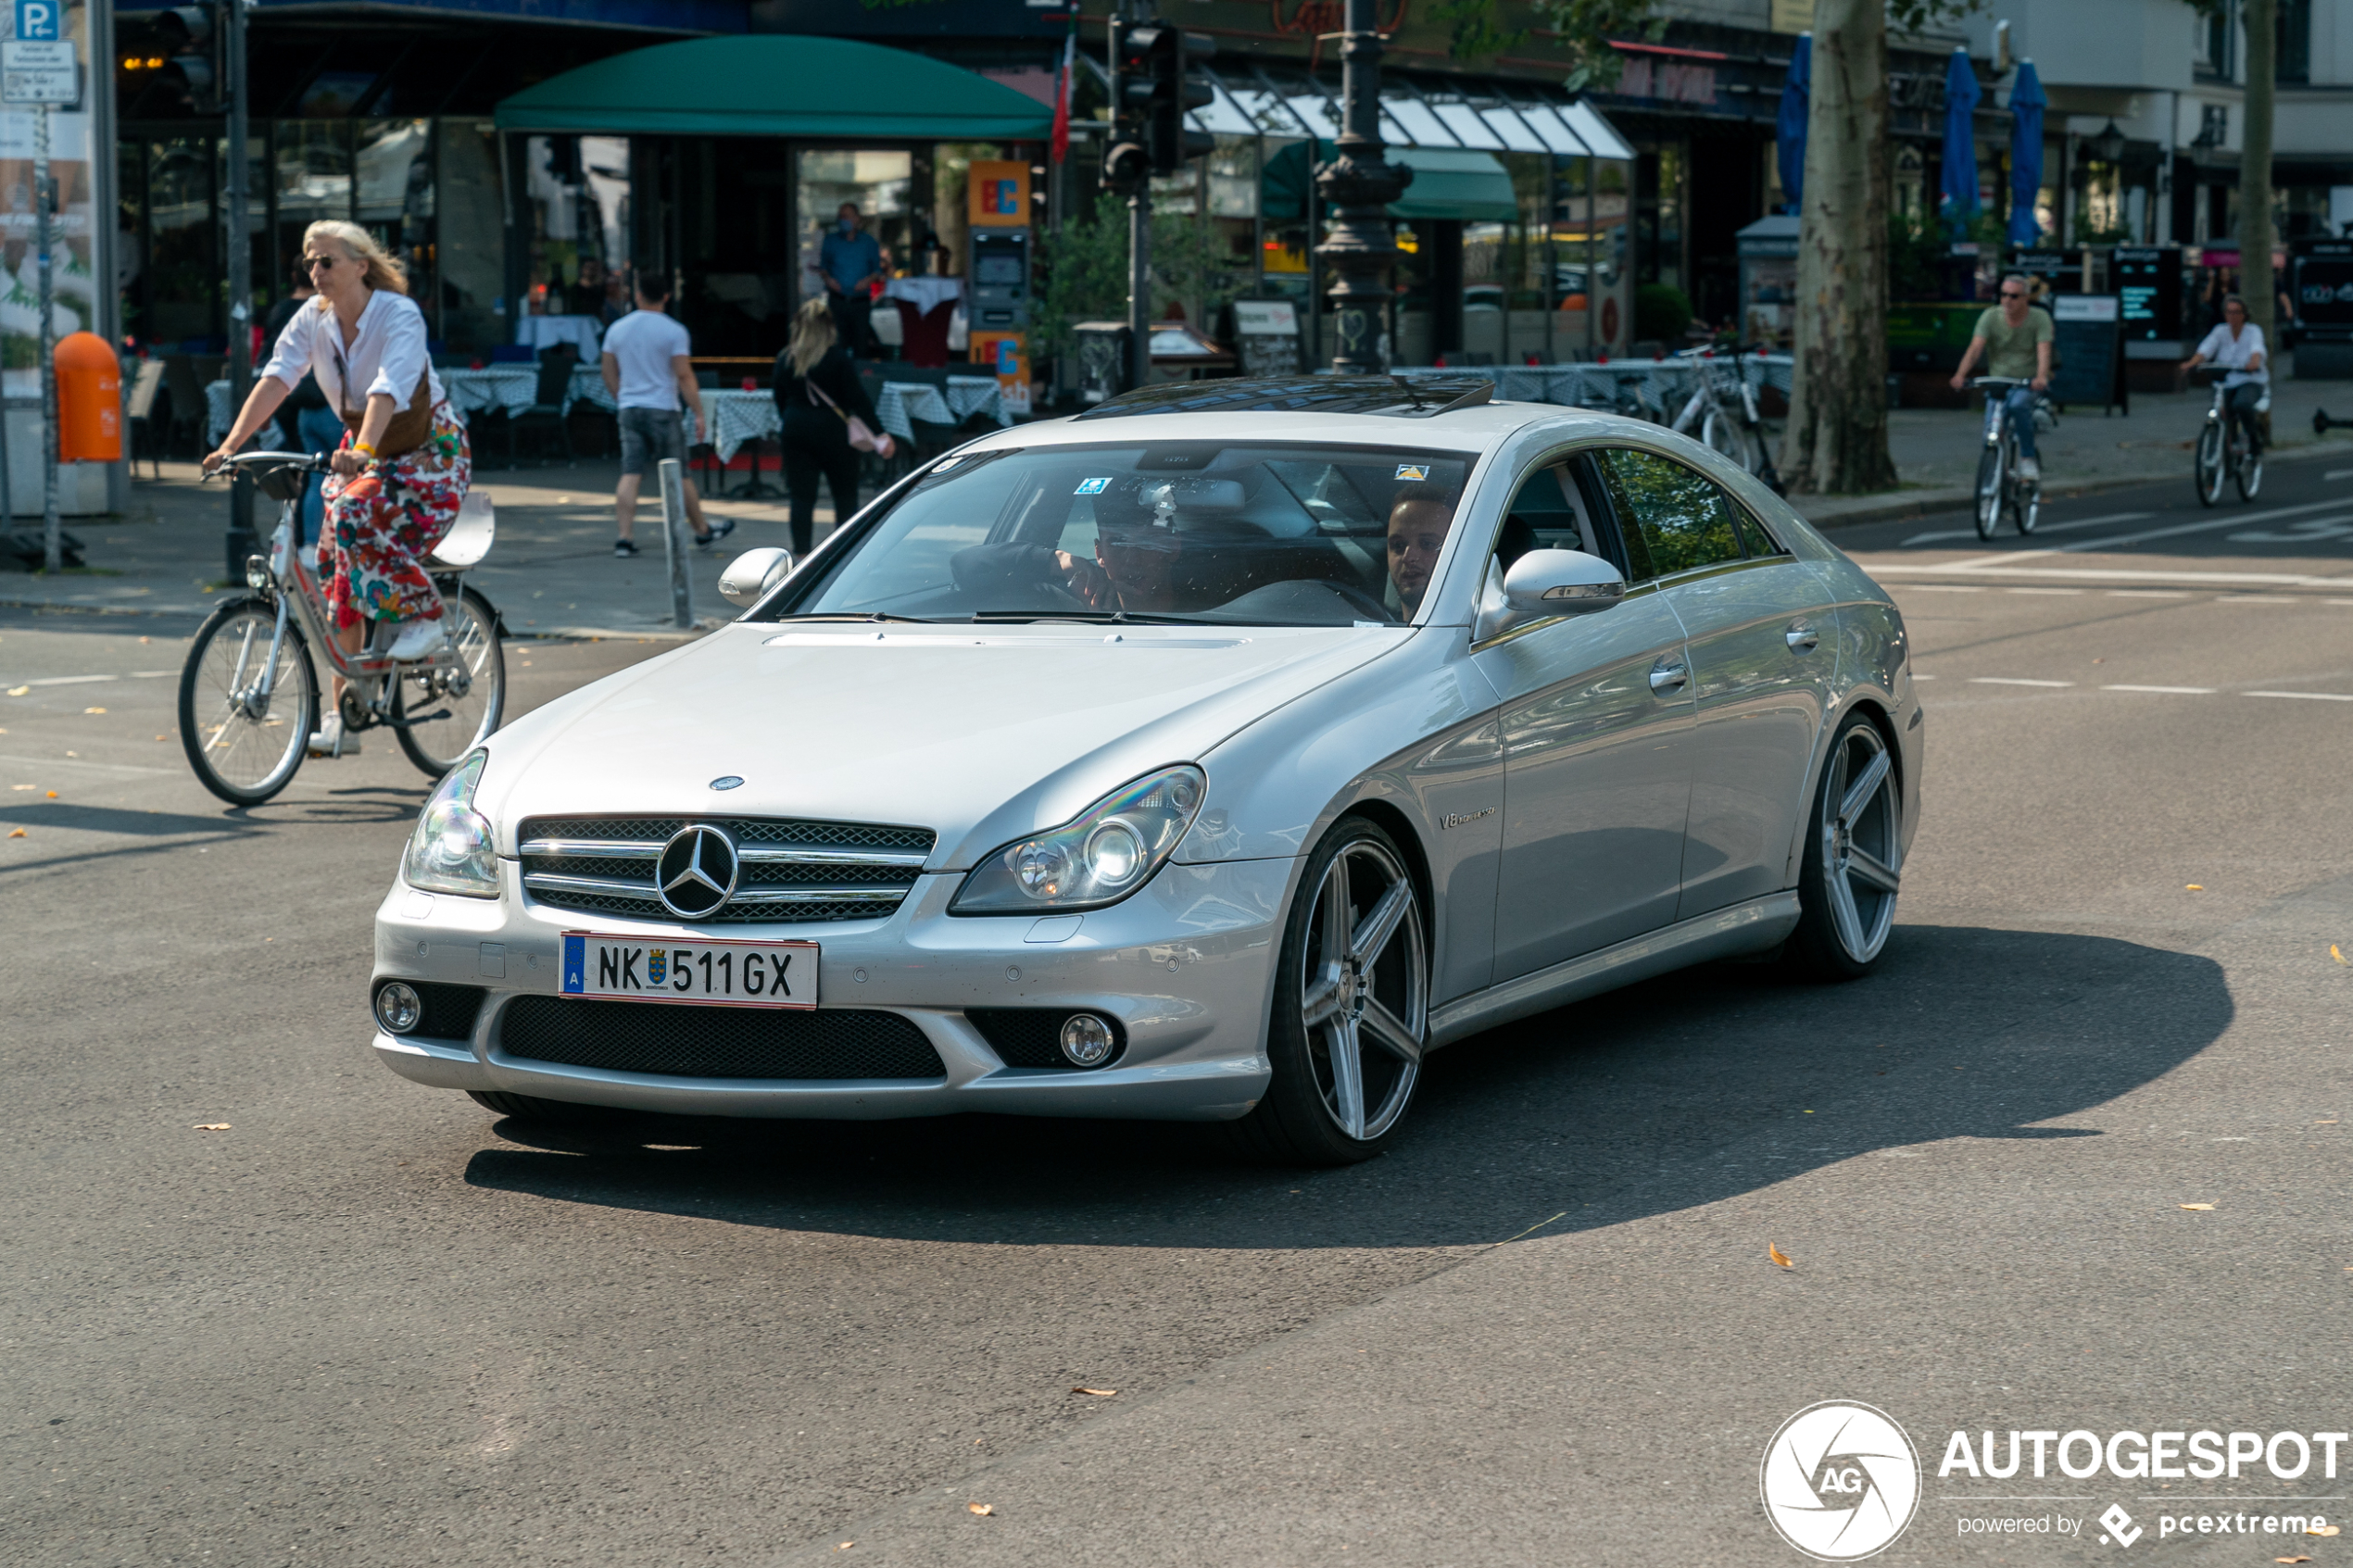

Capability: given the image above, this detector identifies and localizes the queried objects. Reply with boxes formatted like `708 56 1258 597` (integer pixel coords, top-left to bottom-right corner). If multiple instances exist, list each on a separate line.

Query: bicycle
178 450 508 805
1969 376 2044 540
2192 368 2265 506
1668 342 1782 489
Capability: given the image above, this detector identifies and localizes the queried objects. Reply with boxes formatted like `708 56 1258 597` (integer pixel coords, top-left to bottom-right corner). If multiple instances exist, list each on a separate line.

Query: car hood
477 621 1412 868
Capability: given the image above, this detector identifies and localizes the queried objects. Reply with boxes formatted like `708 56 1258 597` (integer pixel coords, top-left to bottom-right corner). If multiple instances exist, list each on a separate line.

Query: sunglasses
2000 289 2026 298
304 255 343 272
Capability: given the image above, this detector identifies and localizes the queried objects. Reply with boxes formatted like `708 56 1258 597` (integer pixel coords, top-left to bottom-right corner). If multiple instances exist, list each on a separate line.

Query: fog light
1059 1012 1114 1067
375 982 422 1034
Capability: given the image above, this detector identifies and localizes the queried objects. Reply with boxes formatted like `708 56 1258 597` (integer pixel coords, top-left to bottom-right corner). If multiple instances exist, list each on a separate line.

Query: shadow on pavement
460 923 2228 1249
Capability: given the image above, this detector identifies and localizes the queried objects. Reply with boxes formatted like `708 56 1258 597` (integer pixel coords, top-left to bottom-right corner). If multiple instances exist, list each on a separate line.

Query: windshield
767 442 1474 627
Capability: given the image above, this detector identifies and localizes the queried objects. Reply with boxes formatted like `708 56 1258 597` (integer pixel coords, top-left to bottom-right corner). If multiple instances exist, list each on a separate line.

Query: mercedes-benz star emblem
655 824 739 919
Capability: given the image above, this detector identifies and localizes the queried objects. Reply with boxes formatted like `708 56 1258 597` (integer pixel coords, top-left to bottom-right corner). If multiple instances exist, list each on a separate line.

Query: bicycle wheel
2018 479 2041 535
394 585 507 778
2194 424 2225 507
178 596 318 807
1701 406 1755 471
1974 444 2007 540
2235 440 2264 502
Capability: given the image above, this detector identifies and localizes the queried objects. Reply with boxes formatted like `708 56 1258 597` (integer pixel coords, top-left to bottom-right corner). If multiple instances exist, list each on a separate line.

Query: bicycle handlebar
1969 376 2035 390
200 449 333 483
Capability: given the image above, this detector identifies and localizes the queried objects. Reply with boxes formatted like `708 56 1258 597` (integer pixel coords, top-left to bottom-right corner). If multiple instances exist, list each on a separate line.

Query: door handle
1649 657 1688 694
1786 620 1820 653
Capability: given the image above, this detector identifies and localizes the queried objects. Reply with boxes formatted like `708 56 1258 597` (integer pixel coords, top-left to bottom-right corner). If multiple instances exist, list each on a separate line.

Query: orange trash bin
56 332 122 462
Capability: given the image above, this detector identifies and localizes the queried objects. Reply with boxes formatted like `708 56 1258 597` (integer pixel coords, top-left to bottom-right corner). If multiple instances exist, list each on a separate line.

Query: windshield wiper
966 609 1220 626
768 611 940 624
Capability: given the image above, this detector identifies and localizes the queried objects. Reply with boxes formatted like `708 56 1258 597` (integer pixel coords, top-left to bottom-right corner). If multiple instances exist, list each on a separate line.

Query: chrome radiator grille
517 815 936 924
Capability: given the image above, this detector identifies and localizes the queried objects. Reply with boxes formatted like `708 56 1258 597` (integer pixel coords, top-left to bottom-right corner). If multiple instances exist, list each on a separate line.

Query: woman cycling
206 220 471 750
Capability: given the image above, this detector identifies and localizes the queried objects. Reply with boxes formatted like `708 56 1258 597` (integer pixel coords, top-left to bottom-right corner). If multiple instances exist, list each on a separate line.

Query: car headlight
402 751 498 898
950 765 1205 915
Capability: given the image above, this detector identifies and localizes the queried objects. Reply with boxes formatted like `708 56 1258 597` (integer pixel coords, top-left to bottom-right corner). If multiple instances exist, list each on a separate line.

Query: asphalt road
5 446 2351 1566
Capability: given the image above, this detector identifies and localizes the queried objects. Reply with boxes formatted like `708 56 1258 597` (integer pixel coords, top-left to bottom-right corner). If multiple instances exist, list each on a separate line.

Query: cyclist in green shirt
1950 274 2056 482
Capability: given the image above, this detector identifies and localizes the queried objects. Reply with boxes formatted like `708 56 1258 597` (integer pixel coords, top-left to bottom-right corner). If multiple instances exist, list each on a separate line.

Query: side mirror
717 546 795 608
1477 549 1626 642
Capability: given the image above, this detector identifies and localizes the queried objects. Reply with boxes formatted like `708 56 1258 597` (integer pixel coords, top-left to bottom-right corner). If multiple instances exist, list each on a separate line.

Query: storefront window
929 144 997 283
145 137 218 346
522 133 630 324
799 148 916 307
437 122 503 353
357 119 434 321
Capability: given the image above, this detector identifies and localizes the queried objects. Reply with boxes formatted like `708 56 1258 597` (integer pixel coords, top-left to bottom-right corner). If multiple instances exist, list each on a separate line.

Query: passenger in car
1385 484 1458 617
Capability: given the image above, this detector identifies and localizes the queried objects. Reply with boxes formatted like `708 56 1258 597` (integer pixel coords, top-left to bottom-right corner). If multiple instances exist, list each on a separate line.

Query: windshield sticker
1075 477 1112 495
1395 464 1429 481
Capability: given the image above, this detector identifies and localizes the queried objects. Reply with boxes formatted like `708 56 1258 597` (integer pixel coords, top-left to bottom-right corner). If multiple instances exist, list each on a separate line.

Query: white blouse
259 288 446 415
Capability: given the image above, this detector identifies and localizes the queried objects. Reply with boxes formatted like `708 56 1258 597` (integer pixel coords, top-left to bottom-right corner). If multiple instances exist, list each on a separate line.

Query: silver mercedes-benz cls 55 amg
369 375 1920 1165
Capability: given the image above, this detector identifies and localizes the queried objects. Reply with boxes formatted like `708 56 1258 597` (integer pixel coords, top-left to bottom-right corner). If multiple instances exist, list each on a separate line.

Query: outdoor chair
124 358 166 480
505 353 576 467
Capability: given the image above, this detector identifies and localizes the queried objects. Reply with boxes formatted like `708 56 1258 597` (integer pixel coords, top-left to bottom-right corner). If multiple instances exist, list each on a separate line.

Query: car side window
1593 448 1746 582
1486 456 1629 581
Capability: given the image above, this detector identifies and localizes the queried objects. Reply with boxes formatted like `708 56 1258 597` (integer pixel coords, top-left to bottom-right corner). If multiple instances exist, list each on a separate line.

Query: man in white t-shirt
2181 294 2270 458
599 273 732 558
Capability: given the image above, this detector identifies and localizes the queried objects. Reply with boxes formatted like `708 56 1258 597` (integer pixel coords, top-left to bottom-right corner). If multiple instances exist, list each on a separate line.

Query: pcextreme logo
1761 1402 1923 1561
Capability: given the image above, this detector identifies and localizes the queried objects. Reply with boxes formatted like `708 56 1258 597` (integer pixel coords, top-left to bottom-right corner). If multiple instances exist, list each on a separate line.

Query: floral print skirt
318 406 472 629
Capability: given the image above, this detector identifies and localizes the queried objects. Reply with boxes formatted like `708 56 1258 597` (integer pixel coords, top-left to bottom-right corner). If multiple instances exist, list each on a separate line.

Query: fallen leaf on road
1072 1387 1117 1398
2336 946 2348 964
967 1503 994 1516
837 1544 853 1551
6 827 23 837
83 707 106 714
10 784 31 790
2278 1555 2312 1562
2309 1524 2341 1537
194 1123 231 1132
6 685 26 696
2186 884 2204 891
2179 1203 2215 1210
1768 1242 1793 1268
45 790 57 798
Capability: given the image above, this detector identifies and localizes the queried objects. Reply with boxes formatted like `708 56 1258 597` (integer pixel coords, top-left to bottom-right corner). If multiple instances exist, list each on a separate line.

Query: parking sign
15 0 60 43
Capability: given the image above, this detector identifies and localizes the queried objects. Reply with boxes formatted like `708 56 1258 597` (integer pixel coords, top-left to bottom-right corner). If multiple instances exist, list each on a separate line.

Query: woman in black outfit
774 296 890 554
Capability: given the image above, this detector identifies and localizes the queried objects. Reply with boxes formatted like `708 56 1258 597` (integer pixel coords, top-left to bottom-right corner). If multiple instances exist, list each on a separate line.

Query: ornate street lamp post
1315 0 1412 373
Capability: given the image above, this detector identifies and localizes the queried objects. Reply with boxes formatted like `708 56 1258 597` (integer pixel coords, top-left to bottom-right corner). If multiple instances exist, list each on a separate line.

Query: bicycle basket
250 462 311 504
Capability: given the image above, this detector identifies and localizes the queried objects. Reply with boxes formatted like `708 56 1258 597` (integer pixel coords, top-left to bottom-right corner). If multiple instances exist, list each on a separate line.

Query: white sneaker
386 619 446 662
2016 456 2041 484
307 714 359 758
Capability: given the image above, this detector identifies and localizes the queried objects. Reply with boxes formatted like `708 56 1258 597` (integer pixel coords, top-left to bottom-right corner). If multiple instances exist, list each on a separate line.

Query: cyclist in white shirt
2182 295 2269 458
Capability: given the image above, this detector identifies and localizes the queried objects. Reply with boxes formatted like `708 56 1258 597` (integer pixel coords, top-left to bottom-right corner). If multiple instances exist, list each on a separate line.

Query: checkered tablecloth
873 376 1009 442
1390 356 1793 420
703 389 780 464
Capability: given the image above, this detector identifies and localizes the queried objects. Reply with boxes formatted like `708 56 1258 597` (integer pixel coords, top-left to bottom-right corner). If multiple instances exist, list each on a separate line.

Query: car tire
1787 710 1904 981
467 1090 626 1125
1234 816 1428 1167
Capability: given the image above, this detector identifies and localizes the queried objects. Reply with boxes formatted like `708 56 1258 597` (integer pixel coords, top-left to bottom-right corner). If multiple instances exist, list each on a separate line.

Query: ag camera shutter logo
1761 1401 1922 1561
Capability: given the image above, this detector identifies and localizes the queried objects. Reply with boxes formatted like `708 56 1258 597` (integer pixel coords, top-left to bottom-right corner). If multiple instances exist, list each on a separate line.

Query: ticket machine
966 159 1032 409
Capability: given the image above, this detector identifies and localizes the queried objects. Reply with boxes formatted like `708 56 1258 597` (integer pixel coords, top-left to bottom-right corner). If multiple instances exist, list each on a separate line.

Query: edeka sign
1761 1403 2347 1561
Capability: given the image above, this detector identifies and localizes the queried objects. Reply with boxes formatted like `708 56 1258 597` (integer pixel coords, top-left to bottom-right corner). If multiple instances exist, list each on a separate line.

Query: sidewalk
0 458 848 638
1789 358 2353 529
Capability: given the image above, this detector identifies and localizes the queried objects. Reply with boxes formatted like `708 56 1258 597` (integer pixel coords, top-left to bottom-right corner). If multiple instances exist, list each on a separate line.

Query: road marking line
2106 589 2195 597
1969 677 2075 687
1891 583 1986 592
3 673 118 687
2104 684 2216 694
2244 690 2353 702
2216 594 2301 603
0 750 179 775
2007 586 2086 595
1861 564 2352 586
2327 469 2353 482
1906 512 2156 566
1862 496 2353 573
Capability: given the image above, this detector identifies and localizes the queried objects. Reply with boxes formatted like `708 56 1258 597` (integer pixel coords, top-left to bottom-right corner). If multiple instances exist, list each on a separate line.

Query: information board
2112 247 2183 343
1231 299 1302 378
2293 241 2353 341
1 38 74 104
2050 294 2123 414
2013 249 2086 295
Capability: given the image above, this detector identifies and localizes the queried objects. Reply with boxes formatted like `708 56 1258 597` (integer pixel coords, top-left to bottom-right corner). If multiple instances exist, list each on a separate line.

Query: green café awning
495 35 1053 141
1263 141 1520 223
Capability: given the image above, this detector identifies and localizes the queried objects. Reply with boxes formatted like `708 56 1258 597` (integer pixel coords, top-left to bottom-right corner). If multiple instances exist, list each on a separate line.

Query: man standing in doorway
822 203 884 358
1950 273 2054 483
601 271 733 558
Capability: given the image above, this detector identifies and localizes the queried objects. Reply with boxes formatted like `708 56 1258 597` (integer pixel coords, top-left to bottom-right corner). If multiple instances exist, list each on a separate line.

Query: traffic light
1132 27 1215 177
153 4 220 112
1103 22 1152 193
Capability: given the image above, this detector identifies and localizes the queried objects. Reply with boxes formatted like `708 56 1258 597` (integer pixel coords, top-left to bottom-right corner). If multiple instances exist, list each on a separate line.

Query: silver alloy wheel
1298 837 1427 1142
1818 722 1902 964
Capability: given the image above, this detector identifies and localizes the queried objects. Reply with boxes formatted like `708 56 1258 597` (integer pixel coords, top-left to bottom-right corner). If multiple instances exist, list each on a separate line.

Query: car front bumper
368 856 1293 1122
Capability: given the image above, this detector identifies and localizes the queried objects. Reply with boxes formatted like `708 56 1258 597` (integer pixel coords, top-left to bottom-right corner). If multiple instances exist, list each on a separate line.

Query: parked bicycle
178 451 507 805
1668 343 1782 488
2192 367 2265 506
1969 375 2044 540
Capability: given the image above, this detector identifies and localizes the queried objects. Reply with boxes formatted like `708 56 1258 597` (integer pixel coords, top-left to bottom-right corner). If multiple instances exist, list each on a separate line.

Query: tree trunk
2241 0 2277 347
1779 0 1899 495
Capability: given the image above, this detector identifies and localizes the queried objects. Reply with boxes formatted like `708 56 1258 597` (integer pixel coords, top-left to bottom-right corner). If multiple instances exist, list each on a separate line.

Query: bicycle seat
425 490 495 571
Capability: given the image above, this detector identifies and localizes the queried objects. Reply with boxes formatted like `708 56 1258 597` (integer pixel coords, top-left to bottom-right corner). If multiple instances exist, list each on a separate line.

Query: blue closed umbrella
2007 60 2046 247
1776 34 1810 214
1939 47 1981 227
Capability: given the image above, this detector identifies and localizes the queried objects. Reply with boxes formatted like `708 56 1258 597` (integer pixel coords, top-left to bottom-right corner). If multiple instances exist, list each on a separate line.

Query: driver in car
1385 484 1458 618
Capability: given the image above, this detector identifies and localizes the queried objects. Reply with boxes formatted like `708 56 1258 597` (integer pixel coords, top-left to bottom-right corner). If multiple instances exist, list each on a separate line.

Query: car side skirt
1425 891 1801 1049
